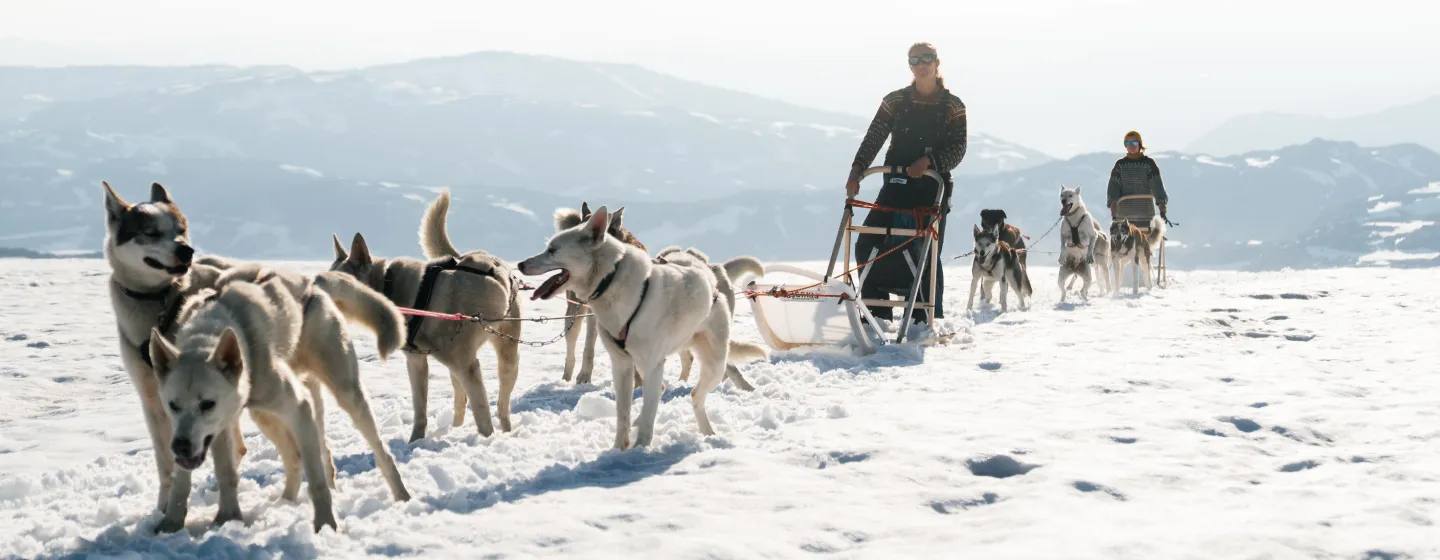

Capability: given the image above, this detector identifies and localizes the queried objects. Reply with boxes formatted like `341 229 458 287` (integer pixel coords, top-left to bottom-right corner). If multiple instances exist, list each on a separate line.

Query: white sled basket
745 165 953 356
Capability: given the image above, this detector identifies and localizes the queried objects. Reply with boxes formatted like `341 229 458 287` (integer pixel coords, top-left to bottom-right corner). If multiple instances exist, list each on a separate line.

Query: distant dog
966 224 1032 313
979 209 1027 268
654 246 766 390
101 181 245 518
553 202 646 385
330 189 522 442
518 206 760 449
1057 186 1112 301
1109 216 1167 295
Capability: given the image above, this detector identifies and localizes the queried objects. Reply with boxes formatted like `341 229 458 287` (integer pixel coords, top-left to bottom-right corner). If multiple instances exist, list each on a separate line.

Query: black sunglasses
908 52 938 65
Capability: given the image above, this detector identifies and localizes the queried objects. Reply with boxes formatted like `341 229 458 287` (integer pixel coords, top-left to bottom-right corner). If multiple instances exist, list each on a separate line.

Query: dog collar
588 259 623 302
120 281 176 302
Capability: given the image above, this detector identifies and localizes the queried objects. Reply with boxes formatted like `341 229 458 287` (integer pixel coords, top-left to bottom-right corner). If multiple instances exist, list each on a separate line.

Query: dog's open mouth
1060 202 1073 216
144 257 190 276
532 270 570 301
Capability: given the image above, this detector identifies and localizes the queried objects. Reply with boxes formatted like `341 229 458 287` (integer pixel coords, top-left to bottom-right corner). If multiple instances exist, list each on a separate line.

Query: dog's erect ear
1075 186 1081 195
581 201 592 220
348 232 372 265
150 182 173 205
585 206 611 243
148 327 178 381
331 233 348 261
209 328 244 384
610 207 626 230
973 224 982 237
102 181 131 223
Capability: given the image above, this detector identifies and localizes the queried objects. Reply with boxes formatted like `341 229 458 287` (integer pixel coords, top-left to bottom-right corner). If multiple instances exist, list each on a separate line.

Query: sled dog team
101 179 1161 534
964 185 1167 313
102 182 768 533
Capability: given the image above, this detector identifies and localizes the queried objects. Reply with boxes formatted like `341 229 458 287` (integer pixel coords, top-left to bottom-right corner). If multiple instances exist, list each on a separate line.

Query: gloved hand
1159 203 1168 219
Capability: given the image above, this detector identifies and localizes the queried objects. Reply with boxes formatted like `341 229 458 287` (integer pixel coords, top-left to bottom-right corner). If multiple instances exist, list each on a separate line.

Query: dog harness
122 280 183 368
385 255 508 354
589 257 721 352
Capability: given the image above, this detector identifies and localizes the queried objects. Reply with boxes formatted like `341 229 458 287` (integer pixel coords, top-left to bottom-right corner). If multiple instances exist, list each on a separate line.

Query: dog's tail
720 340 769 392
553 208 583 232
420 189 461 259
722 256 765 286
1149 215 1167 249
313 271 406 359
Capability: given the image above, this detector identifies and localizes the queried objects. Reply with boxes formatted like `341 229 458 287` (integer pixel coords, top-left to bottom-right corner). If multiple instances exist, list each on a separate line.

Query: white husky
517 206 760 449
149 263 412 533
1057 186 1112 301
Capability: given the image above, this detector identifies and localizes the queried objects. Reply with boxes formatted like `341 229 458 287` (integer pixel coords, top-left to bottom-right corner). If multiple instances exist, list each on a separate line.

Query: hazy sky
3 0 1437 158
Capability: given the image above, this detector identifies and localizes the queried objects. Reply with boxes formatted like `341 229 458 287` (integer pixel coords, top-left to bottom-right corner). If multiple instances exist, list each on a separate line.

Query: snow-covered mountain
0 52 1049 204
1186 95 1440 157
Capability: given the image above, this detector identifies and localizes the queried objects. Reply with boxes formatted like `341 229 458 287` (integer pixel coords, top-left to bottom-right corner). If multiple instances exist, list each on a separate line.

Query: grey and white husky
517 206 763 449
966 223 1033 313
330 189 522 442
1058 186 1112 301
149 262 412 533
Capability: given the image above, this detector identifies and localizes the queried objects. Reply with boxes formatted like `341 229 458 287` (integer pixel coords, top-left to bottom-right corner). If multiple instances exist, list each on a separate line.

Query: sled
745 165 954 355
1114 194 1168 288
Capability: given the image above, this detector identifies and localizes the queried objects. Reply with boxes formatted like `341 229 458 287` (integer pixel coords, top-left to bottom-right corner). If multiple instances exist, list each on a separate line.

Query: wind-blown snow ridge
1 260 1438 558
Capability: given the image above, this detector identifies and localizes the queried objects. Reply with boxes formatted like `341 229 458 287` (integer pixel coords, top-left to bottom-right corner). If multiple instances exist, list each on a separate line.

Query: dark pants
853 173 951 322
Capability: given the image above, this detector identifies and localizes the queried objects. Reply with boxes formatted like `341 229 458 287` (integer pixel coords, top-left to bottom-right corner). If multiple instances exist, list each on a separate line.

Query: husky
553 202 646 385
330 189 522 442
518 206 756 449
101 181 252 518
653 246 766 390
148 262 412 533
965 224 1032 313
979 209 1027 268
1109 216 1167 295
1057 186 1112 301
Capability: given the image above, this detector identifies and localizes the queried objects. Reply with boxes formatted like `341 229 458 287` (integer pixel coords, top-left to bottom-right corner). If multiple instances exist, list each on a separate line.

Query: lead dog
150 262 411 533
519 206 758 449
331 189 522 442
101 181 247 519
966 224 1032 313
1109 216 1167 295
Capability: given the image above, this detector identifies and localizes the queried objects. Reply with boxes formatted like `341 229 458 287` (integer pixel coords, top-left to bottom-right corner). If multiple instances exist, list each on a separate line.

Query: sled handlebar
856 165 945 186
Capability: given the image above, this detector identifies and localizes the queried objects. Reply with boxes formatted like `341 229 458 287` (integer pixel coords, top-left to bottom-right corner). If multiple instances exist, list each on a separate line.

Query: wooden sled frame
1114 194 1168 289
745 165 948 355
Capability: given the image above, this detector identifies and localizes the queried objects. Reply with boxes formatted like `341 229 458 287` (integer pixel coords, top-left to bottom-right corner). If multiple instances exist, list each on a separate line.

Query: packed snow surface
0 260 1436 559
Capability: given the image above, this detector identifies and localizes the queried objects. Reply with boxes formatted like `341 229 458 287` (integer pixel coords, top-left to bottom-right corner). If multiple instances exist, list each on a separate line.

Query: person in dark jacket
1107 130 1169 223
845 41 967 324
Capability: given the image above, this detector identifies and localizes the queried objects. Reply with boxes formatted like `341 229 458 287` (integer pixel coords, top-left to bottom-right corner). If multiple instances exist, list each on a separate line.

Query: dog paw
313 514 339 534
154 516 186 534
212 507 243 527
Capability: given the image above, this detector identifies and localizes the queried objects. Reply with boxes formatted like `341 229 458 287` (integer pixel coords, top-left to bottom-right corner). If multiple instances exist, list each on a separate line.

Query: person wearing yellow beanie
1106 130 1169 221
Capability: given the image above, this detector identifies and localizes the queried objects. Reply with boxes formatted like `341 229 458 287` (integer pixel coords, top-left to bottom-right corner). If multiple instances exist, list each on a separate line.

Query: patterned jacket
850 86 968 174
1106 155 1169 208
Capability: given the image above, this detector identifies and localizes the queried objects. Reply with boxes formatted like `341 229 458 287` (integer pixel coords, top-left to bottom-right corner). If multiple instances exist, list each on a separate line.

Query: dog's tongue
1060 204 1071 217
532 270 570 301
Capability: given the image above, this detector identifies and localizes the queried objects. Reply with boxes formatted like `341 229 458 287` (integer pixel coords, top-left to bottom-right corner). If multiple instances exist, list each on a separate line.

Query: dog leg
580 314 599 384
211 424 244 528
303 377 337 489
1058 269 1069 304
999 277 1010 313
154 465 192 534
455 358 495 437
404 353 430 442
251 410 303 501
323 378 412 502
230 421 248 463
679 349 694 382
494 329 521 433
966 269 980 312
688 331 728 438
450 373 467 428
562 297 582 382
632 354 669 448
285 399 338 533
1081 266 1092 301
609 353 636 450
132 371 175 513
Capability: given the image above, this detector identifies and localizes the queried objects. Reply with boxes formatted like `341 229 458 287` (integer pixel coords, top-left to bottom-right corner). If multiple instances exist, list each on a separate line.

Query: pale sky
2 0 1437 158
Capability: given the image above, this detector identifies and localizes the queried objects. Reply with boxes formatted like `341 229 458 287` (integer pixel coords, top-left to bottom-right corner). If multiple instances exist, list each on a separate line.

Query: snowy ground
1 259 1437 559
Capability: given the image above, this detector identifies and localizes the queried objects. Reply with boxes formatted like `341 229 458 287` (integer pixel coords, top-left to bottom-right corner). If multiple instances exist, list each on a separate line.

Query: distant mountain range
1186 95 1440 157
2 52 1437 270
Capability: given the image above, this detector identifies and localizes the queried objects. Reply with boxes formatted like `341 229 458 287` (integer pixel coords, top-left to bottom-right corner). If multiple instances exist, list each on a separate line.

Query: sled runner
745 165 954 355
1114 194 1168 288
